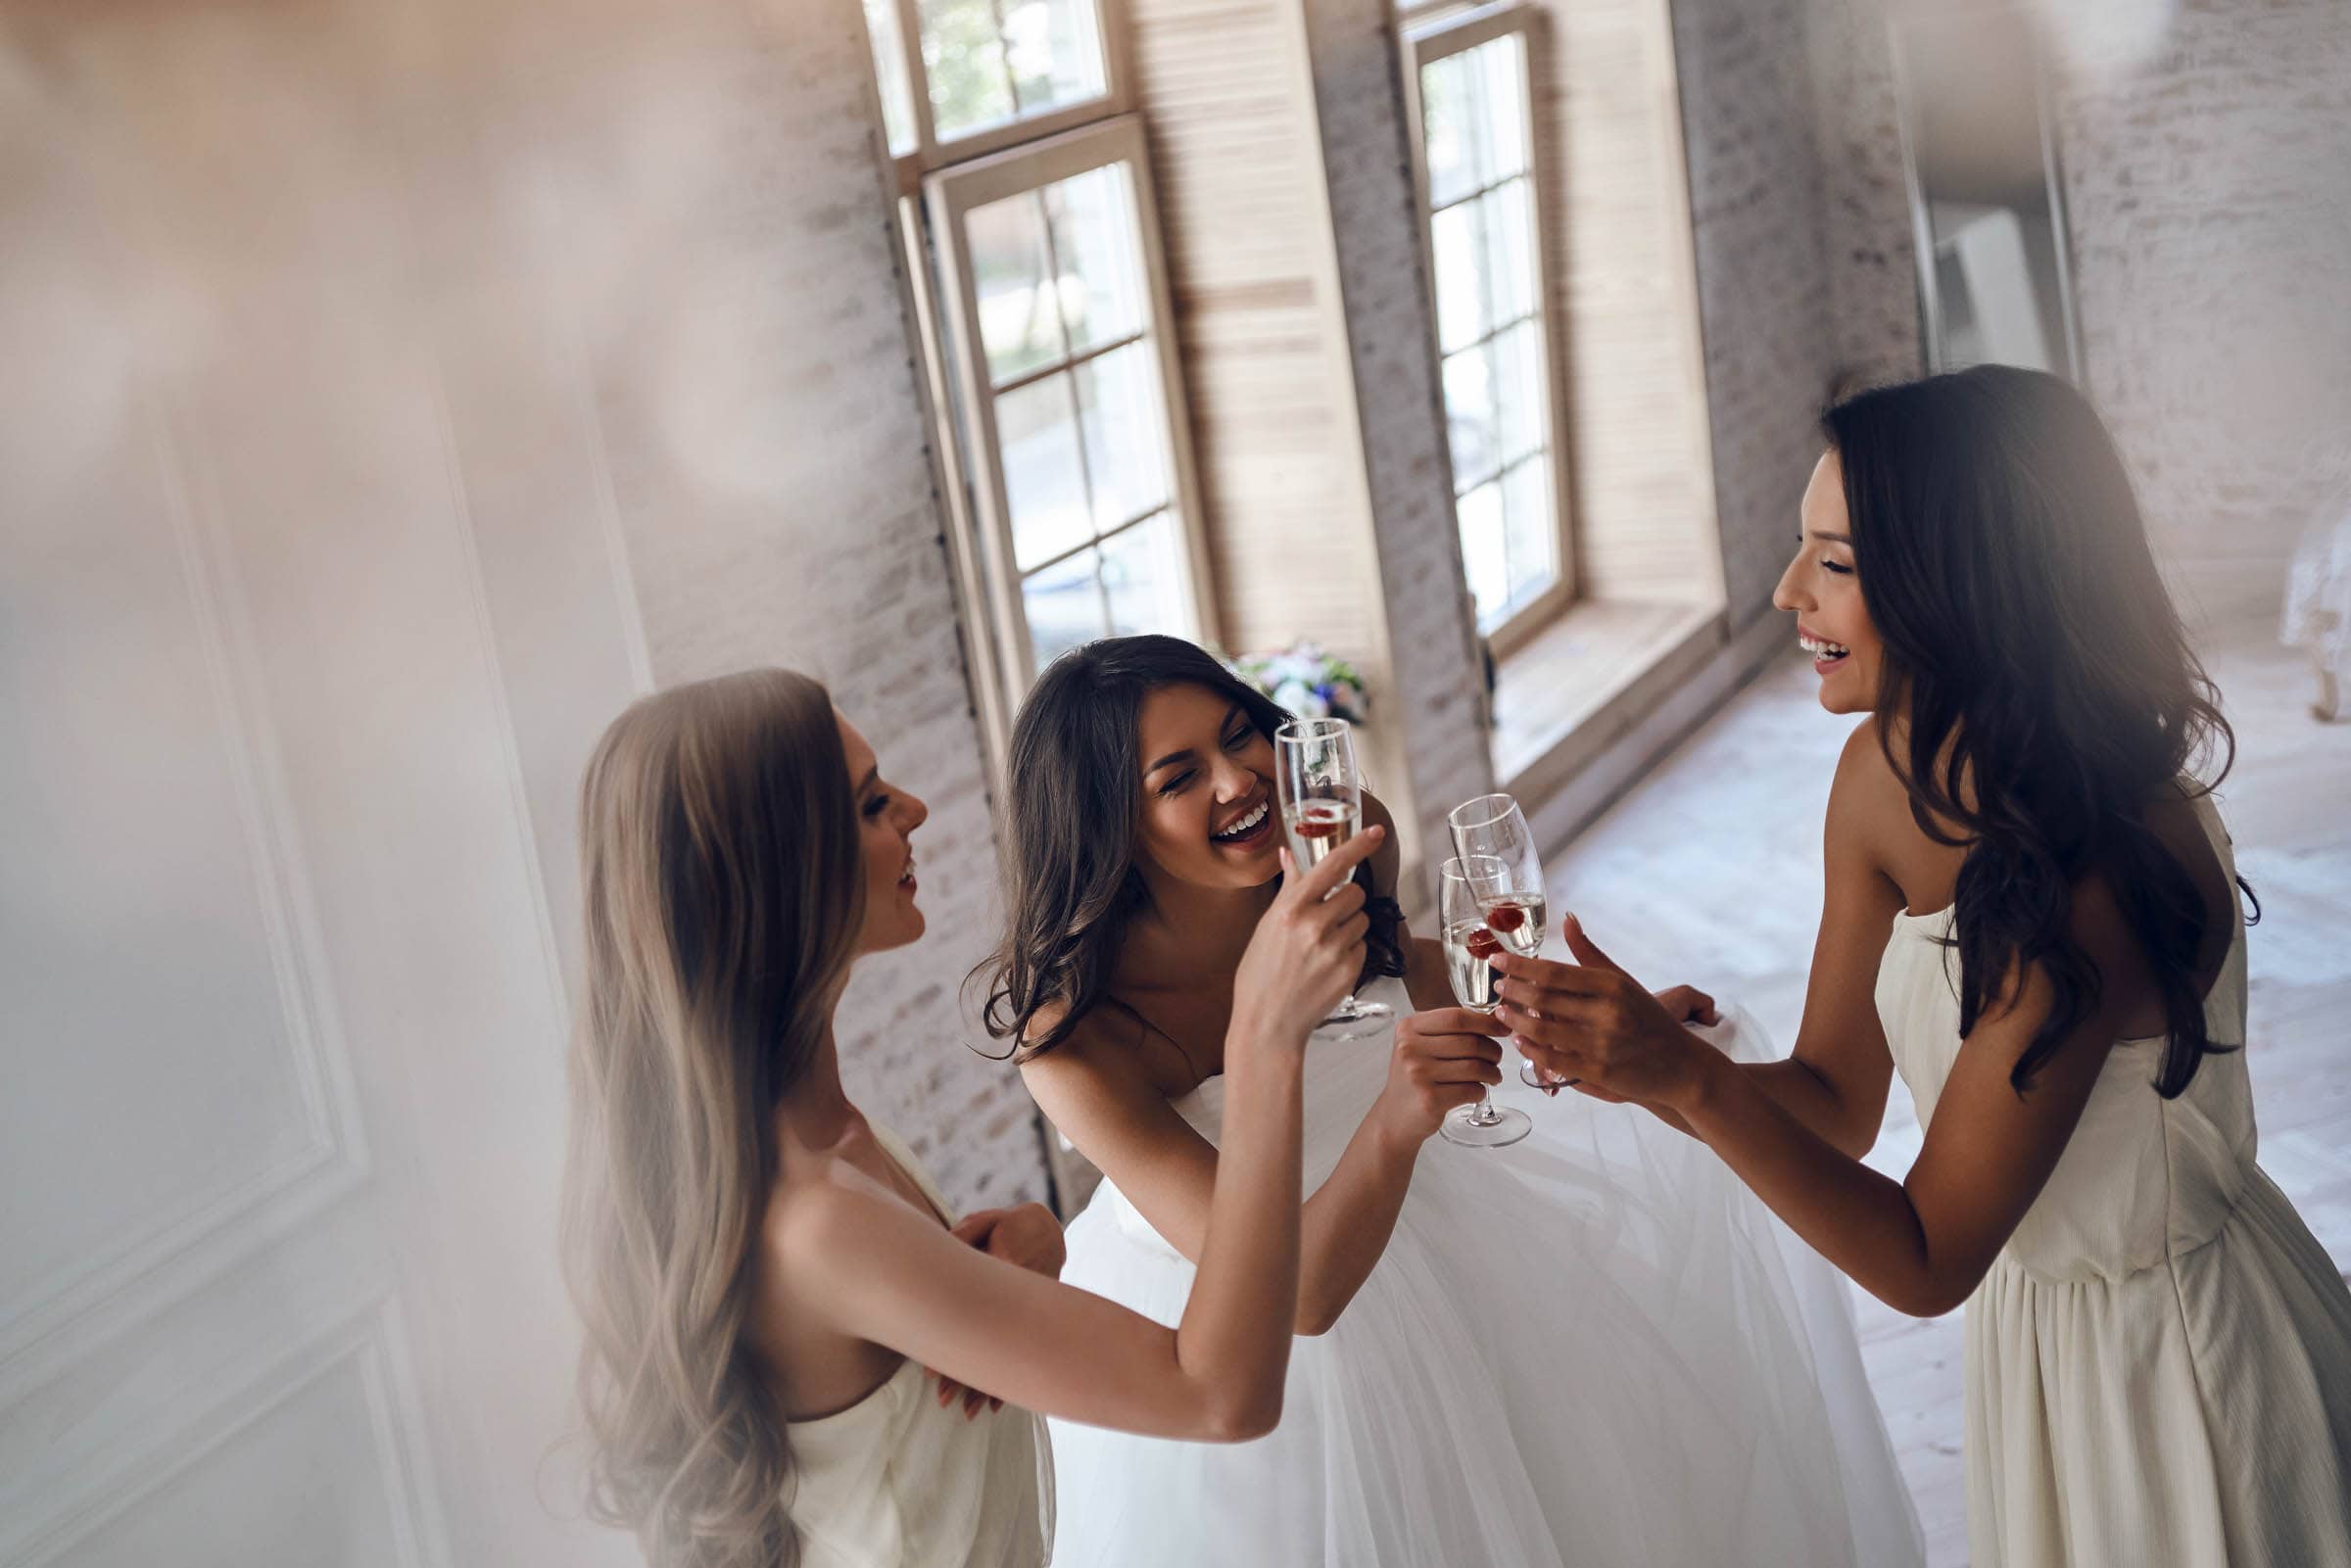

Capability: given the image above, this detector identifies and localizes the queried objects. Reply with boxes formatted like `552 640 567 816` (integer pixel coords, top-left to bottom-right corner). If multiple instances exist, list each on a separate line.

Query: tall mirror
1891 5 2084 379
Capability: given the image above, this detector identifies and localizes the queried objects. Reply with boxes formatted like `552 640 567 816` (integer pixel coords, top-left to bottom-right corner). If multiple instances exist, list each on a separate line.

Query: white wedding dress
1048 976 1923 1567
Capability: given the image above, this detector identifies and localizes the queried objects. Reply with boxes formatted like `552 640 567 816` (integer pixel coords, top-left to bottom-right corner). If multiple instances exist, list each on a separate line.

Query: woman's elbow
1199 1382 1285 1442
1877 1272 1975 1319
1831 1121 1878 1162
1292 1300 1343 1337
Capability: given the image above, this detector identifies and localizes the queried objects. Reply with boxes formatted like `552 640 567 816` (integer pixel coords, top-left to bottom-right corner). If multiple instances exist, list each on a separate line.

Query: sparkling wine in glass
1435 857 1532 1147
1448 792 1572 1094
1274 717 1390 1039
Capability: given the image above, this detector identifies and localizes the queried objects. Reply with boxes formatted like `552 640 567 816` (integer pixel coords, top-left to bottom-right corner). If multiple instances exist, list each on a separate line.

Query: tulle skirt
1047 1007 1923 1567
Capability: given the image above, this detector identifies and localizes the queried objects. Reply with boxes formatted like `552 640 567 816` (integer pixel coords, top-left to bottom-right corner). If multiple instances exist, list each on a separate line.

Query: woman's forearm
1292 1112 1419 1334
1736 1058 1880 1157
1606 1050 1871 1155
1173 1021 1306 1434
1678 1053 1959 1316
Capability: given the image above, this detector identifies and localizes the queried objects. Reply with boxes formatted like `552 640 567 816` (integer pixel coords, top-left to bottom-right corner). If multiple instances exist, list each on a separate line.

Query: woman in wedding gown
980 635 1922 1567
561 669 1378 1568
1504 368 2351 1566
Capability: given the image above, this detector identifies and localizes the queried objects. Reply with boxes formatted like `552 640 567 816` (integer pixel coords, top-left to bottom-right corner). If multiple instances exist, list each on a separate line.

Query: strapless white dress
1048 976 1923 1566
787 1123 1055 1568
1878 796 2351 1566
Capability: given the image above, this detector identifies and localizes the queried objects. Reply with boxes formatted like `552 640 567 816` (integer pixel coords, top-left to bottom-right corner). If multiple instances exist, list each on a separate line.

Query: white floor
1545 605 2351 1567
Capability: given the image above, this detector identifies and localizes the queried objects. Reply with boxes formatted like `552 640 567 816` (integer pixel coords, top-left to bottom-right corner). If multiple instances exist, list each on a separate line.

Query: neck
774 1018 858 1151
1130 857 1278 980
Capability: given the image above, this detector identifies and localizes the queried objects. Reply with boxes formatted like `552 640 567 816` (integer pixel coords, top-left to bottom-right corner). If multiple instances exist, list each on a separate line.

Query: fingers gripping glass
1273 718 1391 1039
1447 792 1572 1096
1435 857 1532 1147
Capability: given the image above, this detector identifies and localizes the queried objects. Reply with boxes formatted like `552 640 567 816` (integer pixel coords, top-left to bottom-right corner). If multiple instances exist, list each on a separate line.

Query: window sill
1488 596 1725 801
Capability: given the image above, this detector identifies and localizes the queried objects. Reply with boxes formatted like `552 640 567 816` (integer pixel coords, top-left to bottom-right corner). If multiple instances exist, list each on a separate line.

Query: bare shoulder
1830 716 1899 806
1019 1000 1172 1107
1828 717 1923 859
761 1166 911 1304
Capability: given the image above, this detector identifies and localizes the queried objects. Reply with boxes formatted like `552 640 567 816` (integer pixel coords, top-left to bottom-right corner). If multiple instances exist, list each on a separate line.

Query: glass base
1317 995 1392 1040
1440 1102 1530 1148
1520 1061 1579 1095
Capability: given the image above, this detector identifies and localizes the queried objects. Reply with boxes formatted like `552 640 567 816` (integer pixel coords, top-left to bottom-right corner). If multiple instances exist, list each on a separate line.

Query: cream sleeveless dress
1876 795 2351 1566
785 1124 1054 1568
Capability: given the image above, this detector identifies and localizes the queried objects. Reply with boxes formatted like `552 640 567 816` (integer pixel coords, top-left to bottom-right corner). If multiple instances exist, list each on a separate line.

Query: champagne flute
1448 792 1571 1092
1273 718 1391 1038
1436 857 1531 1147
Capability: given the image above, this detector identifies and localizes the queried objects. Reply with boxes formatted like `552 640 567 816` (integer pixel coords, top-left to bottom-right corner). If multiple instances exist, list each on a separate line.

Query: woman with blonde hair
561 668 1378 1567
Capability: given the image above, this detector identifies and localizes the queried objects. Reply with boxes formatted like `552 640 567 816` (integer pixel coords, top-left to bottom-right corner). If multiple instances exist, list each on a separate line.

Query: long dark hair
978 634 1405 1059
564 669 861 1566
1825 366 2252 1098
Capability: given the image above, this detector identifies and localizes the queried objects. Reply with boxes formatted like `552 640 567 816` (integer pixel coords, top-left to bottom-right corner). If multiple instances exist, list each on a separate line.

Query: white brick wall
2053 0 2351 567
1299 0 1496 879
570 2 1047 1209
1805 0 2351 578
1671 0 1844 628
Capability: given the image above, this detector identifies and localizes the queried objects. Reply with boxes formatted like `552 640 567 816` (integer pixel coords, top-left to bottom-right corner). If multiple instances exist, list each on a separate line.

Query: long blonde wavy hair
562 669 863 1567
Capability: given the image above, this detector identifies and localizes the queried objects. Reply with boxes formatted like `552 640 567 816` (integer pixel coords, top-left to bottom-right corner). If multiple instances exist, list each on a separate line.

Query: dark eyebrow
1145 705 1248 777
855 765 880 796
1807 530 1852 545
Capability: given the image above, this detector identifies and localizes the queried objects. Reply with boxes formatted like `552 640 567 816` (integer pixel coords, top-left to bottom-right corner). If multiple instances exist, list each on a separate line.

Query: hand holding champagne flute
1273 717 1392 1037
1447 792 1572 1096
1434 857 1533 1146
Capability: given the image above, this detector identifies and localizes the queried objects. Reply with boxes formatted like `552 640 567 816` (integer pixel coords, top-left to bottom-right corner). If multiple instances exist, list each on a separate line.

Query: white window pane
969 192 1066 385
1458 479 1510 625
1075 341 1170 530
1486 178 1538 327
923 0 1020 139
1023 547 1108 671
1430 198 1488 355
1443 346 1499 491
1418 52 1484 211
1100 511 1187 638
1044 162 1148 356
864 0 920 156
1467 33 1529 183
1494 317 1549 467
997 373 1094 569
1502 454 1559 610
1000 0 1108 118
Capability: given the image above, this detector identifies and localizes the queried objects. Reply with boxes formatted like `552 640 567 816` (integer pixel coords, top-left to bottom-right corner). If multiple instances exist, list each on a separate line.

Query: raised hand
1230 827 1384 1048
1372 1007 1510 1145
1493 916 1716 1111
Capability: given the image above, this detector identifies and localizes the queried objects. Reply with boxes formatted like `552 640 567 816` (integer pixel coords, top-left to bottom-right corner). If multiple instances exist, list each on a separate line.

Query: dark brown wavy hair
977 634 1405 1059
1825 366 2254 1098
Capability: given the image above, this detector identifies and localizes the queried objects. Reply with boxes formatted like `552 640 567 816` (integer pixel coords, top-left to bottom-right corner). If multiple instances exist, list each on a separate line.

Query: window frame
1401 2 1578 661
922 113 1217 714
878 0 1138 197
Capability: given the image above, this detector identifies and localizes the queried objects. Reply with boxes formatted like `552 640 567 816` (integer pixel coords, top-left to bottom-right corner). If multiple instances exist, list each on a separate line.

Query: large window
863 0 1211 741
1403 6 1574 654
929 121 1209 677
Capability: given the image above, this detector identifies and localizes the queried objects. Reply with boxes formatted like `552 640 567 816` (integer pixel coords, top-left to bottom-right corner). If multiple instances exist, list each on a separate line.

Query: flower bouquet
1227 641 1368 724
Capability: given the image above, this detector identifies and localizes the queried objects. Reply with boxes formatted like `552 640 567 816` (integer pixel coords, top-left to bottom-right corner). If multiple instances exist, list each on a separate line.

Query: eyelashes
1155 729 1253 797
1822 560 1854 576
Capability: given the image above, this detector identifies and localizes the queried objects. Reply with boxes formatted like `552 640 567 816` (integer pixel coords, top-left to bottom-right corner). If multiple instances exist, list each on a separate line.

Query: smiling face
1772 450 1885 715
1134 683 1281 889
836 712 930 955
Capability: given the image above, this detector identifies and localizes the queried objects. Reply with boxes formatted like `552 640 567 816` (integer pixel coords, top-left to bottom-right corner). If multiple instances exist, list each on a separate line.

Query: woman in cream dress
1509 368 2351 1567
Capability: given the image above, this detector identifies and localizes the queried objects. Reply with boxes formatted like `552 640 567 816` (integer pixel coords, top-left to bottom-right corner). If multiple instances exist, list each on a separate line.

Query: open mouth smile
1799 627 1851 673
1210 791 1274 851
